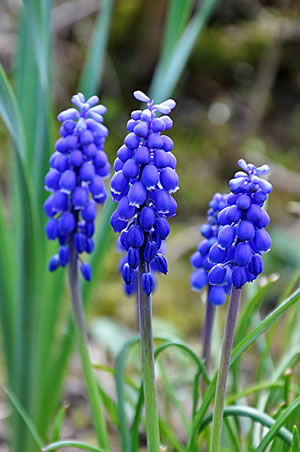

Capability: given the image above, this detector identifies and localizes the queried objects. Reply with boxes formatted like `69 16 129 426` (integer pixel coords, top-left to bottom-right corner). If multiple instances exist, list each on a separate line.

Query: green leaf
50 404 68 442
79 0 114 97
131 340 210 450
198 405 293 446
255 396 300 451
2 385 43 448
187 287 300 451
159 417 186 452
151 0 194 94
150 0 219 101
97 383 119 427
235 276 279 346
115 336 140 452
0 65 41 451
42 441 105 452
291 425 300 452
158 361 191 435
226 381 284 405
0 65 26 157
0 191 15 375
22 0 51 91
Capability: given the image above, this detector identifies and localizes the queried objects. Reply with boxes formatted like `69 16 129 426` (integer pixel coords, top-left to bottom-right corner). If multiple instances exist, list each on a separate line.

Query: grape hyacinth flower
208 159 272 289
110 90 178 451
44 93 110 449
209 159 272 452
190 193 230 373
44 92 110 281
110 90 178 295
191 193 230 306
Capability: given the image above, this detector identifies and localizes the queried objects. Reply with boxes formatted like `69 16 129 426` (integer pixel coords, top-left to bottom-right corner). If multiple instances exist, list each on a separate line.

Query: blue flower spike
190 193 230 306
208 159 272 289
44 93 110 280
111 90 178 295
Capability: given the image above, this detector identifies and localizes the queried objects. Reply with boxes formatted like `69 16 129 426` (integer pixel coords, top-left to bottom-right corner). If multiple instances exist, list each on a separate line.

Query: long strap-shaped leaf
79 0 114 97
22 0 51 91
187 287 300 451
0 64 41 452
255 396 300 451
157 0 194 72
0 190 15 376
150 0 219 102
42 441 105 452
198 405 293 446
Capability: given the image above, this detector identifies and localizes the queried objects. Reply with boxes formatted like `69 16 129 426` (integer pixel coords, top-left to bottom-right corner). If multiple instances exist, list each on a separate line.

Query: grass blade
187 287 300 451
115 336 140 452
150 0 219 101
199 405 293 446
42 441 105 452
50 404 68 442
22 0 50 91
0 192 15 376
291 426 300 452
131 340 210 449
79 0 114 97
0 65 42 451
2 385 43 448
255 396 300 451
151 0 194 95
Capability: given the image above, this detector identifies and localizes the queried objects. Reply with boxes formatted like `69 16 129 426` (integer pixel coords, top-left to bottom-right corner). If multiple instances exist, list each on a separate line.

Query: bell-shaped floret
191 268 208 291
208 286 226 306
142 272 155 295
160 168 179 193
72 186 89 209
141 164 159 190
81 262 92 281
127 225 144 248
154 253 168 274
234 242 252 266
218 225 236 249
144 241 157 263
128 181 147 207
237 221 255 241
139 206 156 230
208 264 226 285
154 217 170 239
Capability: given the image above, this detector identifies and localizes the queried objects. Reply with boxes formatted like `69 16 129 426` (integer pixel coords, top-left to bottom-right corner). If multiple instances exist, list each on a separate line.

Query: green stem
202 293 215 372
138 259 160 452
200 405 293 445
69 243 110 451
42 440 104 451
210 286 241 452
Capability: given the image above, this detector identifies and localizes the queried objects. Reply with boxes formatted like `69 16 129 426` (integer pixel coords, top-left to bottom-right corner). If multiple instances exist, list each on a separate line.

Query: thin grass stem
210 286 241 452
69 242 110 451
202 293 215 372
138 258 160 452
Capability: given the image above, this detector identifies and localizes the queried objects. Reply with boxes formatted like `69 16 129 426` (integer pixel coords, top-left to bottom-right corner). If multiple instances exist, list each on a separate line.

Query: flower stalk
138 254 160 452
202 294 215 373
69 241 110 451
210 286 241 452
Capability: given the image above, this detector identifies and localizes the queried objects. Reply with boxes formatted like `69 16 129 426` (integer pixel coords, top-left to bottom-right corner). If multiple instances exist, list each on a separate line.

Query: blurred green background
1 0 300 448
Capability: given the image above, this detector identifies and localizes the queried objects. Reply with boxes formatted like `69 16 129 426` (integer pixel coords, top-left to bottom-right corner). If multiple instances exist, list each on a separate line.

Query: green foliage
291 426 300 452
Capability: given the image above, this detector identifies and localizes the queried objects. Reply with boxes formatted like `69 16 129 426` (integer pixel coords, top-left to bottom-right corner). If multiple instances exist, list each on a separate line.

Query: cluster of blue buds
191 193 231 305
44 93 110 280
110 90 178 295
208 159 272 289
118 237 166 296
